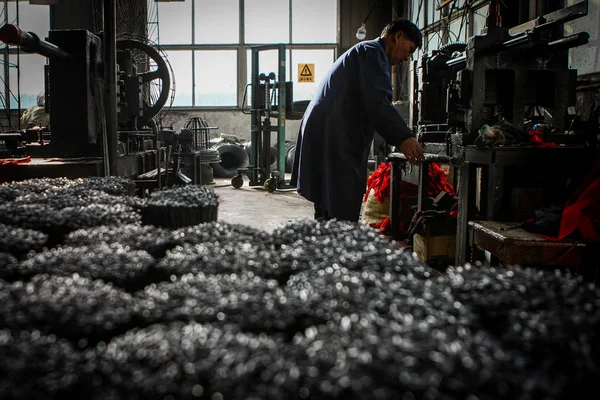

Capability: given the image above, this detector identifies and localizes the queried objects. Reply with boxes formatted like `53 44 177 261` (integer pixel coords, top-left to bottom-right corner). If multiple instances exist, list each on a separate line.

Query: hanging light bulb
355 1 378 42
356 23 367 40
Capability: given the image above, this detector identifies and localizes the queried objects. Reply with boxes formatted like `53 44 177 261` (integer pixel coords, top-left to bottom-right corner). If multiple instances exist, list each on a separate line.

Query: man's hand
398 137 425 165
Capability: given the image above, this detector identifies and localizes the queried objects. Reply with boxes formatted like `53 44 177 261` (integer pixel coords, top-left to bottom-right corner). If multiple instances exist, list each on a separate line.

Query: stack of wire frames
182 117 221 166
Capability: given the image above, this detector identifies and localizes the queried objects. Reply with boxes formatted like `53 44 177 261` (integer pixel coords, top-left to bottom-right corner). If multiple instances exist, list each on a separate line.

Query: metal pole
104 0 118 176
3 1 10 130
277 44 286 187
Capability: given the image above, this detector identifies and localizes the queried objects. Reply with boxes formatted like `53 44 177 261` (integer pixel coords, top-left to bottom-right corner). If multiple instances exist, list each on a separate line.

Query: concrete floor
211 177 315 232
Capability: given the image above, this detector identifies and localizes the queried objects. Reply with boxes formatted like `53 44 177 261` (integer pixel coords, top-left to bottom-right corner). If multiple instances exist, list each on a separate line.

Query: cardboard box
413 233 456 264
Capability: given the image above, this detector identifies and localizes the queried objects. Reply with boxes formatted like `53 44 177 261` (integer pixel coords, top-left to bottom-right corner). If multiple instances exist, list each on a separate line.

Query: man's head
381 19 422 65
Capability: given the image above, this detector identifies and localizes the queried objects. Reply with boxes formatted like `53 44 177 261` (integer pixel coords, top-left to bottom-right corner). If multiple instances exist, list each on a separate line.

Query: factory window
412 0 425 29
426 33 442 52
416 0 493 50
291 0 337 43
245 0 289 44
243 48 335 105
8 54 46 110
194 50 237 106
290 49 335 101
156 0 193 45
156 0 338 109
5 2 50 33
246 49 292 85
472 5 489 36
428 1 442 25
164 50 193 107
449 17 468 42
408 0 492 127
194 0 239 44
0 2 50 122
244 48 292 108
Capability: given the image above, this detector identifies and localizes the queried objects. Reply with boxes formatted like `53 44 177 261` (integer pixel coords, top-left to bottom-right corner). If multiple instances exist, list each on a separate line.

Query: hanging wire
363 0 379 24
415 0 424 28
456 0 473 41
444 0 458 44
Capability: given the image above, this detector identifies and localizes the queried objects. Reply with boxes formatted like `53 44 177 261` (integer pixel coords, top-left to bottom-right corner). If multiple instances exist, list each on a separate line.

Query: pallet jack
231 44 295 192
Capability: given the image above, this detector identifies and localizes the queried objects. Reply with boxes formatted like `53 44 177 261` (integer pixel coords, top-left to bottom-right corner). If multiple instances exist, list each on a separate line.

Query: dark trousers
314 203 332 221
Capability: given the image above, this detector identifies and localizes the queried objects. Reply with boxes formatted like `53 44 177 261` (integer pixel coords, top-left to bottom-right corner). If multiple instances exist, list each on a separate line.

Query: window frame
0 0 341 114
417 0 491 52
155 0 340 110
0 1 51 120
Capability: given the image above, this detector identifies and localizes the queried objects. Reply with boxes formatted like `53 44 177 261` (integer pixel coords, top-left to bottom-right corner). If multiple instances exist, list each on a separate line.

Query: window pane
9 54 46 110
157 0 192 45
165 50 193 107
565 0 599 75
245 0 289 44
246 49 291 83
195 50 237 106
428 0 442 25
426 33 442 52
290 49 334 101
472 5 489 36
6 3 50 36
412 1 425 29
194 0 239 44
449 18 468 43
292 0 336 43
147 1 159 44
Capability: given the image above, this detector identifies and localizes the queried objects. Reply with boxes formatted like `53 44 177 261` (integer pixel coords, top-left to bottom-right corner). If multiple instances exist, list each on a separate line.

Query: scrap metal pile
0 177 599 399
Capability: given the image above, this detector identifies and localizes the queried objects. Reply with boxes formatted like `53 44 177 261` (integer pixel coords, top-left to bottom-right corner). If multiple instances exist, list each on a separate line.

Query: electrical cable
415 0 424 28
363 0 379 25
457 0 474 41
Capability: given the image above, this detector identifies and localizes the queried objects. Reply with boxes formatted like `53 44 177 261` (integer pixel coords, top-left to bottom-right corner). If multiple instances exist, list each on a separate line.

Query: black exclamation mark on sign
300 65 312 77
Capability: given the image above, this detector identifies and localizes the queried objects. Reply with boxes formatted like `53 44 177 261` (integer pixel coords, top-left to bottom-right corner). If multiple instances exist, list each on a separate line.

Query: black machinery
448 0 594 265
0 24 172 182
411 1 591 151
414 42 467 144
445 0 591 148
390 0 595 267
232 44 297 192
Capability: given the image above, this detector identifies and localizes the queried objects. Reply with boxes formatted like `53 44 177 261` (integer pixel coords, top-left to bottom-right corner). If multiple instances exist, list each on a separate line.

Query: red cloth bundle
0 156 31 184
427 163 456 197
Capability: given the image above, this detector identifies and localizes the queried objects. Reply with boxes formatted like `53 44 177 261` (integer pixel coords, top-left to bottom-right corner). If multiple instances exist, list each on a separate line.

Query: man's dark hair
381 19 422 48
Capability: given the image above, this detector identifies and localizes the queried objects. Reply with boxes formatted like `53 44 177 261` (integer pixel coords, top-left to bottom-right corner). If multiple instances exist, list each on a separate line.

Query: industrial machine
0 24 173 183
154 117 221 186
414 42 466 145
410 1 591 152
390 0 595 268
232 44 296 192
446 0 594 264
446 0 590 148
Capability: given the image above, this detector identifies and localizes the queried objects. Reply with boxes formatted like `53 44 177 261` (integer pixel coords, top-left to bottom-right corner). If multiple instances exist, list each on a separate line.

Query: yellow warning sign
298 63 314 83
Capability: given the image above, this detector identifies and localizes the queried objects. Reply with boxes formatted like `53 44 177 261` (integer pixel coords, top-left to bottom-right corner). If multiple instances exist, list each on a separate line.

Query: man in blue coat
292 19 425 222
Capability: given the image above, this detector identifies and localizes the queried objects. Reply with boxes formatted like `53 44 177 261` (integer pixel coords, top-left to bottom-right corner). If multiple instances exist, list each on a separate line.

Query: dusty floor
211 177 315 232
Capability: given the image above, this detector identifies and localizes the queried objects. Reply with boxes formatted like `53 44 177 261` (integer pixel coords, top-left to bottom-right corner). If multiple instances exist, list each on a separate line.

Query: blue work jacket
292 37 415 221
